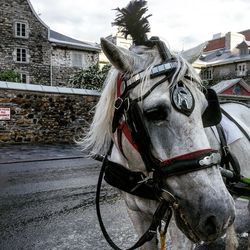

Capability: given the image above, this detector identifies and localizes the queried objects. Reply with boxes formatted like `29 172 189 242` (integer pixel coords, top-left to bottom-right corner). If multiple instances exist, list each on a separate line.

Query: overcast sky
30 0 250 51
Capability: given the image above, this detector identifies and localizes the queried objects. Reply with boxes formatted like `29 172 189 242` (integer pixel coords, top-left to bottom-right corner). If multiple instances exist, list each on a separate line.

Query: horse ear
100 37 136 73
181 42 207 64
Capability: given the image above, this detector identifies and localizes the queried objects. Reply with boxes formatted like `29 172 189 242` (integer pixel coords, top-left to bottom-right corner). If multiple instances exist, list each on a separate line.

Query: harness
95 55 226 249
215 107 250 198
94 26 250 247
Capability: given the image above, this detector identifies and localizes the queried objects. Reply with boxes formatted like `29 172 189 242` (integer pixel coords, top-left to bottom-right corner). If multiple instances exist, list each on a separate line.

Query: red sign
0 108 10 120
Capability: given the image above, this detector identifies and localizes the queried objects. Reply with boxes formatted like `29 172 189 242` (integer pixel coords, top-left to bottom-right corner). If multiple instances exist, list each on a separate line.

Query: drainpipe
50 43 56 86
50 53 53 86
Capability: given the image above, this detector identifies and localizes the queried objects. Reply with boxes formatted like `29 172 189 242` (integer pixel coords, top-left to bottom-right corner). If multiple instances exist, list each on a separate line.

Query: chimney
225 32 245 51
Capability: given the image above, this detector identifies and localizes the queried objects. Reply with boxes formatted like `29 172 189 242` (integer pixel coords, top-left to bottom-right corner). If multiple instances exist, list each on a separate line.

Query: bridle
94 1 249 245
95 55 223 249
95 40 250 248
112 58 222 179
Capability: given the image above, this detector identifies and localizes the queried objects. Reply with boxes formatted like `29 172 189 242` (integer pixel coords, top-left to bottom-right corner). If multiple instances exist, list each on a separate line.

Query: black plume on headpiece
113 0 152 46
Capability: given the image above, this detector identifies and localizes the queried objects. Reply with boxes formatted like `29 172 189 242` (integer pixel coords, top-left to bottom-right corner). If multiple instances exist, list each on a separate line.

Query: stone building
0 0 101 86
194 30 250 86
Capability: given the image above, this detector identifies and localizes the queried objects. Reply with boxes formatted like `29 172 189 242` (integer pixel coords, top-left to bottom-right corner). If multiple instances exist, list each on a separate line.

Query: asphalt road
0 146 249 250
0 156 140 250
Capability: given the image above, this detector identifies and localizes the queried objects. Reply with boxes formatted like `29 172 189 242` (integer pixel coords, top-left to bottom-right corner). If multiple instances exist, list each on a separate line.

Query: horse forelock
170 54 203 89
138 52 203 101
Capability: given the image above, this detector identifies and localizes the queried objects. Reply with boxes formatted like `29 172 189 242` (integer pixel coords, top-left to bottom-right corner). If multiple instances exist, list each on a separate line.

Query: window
15 48 28 63
201 68 213 80
20 73 29 83
72 53 84 68
14 21 28 38
236 63 247 76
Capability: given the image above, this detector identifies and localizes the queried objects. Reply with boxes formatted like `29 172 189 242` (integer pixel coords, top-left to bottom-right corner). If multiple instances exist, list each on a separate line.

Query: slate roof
204 29 250 52
211 78 250 94
49 30 101 52
195 51 250 67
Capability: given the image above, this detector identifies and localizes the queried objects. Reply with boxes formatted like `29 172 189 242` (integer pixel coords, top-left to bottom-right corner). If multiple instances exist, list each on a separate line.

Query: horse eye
144 105 168 122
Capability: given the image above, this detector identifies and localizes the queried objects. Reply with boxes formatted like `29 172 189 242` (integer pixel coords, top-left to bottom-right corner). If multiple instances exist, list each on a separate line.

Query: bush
69 64 111 90
0 70 21 82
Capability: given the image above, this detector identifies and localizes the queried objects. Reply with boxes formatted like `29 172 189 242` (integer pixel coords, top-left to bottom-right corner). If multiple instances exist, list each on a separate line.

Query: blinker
202 88 222 127
171 82 195 116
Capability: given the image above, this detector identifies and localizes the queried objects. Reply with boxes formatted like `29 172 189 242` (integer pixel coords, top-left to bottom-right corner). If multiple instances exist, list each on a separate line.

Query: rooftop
211 78 250 94
194 29 250 67
49 30 101 52
204 29 250 52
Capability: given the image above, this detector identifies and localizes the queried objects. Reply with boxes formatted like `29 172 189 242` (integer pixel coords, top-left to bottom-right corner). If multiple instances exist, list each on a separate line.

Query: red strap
121 122 138 150
116 74 138 153
161 148 213 166
116 73 123 97
115 75 212 167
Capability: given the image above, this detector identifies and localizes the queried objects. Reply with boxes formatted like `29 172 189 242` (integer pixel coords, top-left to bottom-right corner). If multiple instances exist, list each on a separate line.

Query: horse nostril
202 215 219 237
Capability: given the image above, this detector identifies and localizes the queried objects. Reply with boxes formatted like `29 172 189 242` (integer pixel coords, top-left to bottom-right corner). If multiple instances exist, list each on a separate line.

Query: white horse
83 37 250 250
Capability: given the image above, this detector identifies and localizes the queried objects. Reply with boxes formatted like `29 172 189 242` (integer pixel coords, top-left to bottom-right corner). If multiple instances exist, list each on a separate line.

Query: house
211 78 250 103
193 30 250 86
0 0 101 86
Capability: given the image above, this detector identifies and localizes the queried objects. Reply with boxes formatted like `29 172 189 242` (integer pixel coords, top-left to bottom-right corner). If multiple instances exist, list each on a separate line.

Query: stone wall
0 82 100 144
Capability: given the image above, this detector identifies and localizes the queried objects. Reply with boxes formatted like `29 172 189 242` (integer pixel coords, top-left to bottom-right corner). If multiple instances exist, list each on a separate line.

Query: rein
95 58 222 249
95 149 172 250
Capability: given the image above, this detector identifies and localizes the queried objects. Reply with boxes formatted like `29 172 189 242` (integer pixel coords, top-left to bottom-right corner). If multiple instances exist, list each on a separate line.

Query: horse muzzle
168 167 236 243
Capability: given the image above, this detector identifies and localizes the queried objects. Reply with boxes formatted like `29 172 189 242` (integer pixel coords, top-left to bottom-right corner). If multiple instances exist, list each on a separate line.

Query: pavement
0 143 86 164
0 143 249 249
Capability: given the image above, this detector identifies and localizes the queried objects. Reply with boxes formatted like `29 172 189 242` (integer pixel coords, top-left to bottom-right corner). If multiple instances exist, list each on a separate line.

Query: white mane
81 68 118 156
82 52 202 157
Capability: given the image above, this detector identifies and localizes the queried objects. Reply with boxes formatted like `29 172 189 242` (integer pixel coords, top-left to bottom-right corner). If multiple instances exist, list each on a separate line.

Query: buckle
199 152 221 166
114 97 123 110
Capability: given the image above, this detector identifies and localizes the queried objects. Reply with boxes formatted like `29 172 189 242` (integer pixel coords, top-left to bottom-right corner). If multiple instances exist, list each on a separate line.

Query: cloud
30 0 250 50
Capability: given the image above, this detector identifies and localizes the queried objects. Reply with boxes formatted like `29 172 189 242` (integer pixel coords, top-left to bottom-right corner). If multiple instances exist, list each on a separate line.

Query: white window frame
14 21 29 38
201 67 213 80
14 48 29 63
20 72 29 83
236 62 247 77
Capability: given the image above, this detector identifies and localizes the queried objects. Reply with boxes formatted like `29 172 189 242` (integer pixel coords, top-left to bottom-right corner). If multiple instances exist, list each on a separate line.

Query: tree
0 70 21 82
69 64 111 90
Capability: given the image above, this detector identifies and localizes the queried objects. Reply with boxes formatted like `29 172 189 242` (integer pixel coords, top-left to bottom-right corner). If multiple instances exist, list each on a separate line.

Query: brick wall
0 82 100 143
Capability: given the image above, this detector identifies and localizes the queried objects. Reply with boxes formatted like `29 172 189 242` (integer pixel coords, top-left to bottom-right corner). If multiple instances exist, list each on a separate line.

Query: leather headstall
105 58 223 201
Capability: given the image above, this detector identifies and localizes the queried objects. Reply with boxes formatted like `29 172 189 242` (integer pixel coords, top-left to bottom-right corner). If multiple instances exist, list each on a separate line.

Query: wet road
0 156 139 250
0 145 249 250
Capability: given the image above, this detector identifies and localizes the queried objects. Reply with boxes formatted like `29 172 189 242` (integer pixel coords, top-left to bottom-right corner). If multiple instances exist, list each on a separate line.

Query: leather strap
216 124 241 182
96 154 171 250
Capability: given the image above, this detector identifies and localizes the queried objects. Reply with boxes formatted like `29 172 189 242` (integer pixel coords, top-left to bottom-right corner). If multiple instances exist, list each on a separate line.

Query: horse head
85 0 235 244
98 37 235 243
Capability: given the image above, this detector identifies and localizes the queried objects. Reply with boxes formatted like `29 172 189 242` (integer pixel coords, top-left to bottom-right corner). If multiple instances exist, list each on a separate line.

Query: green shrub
69 64 111 90
0 70 21 82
